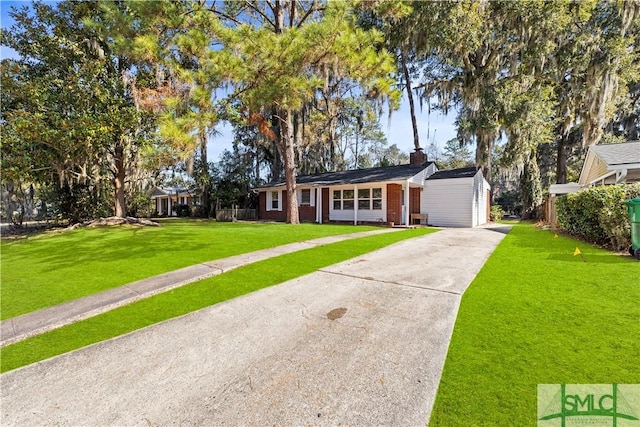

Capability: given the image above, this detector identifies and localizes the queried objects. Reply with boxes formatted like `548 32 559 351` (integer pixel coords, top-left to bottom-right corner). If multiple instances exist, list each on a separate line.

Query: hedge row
556 183 640 251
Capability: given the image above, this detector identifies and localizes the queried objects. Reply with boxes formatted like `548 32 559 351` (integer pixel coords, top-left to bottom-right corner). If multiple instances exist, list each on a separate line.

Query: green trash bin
626 198 640 260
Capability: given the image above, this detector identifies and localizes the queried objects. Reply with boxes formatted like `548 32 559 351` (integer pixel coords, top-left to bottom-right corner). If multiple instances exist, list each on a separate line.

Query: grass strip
429 223 640 426
1 227 436 373
1 221 379 319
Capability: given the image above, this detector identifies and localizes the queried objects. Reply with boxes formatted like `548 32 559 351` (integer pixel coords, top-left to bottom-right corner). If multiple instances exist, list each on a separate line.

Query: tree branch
296 1 325 29
244 0 276 30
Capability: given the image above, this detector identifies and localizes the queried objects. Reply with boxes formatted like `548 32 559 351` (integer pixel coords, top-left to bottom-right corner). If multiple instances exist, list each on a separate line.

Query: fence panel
216 208 257 222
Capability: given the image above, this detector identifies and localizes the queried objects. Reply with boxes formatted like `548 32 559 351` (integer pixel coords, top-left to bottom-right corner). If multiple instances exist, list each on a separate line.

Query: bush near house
556 183 640 250
489 205 504 222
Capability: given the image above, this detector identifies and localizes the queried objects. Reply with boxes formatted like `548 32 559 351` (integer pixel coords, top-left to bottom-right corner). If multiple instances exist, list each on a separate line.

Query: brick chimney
409 148 427 165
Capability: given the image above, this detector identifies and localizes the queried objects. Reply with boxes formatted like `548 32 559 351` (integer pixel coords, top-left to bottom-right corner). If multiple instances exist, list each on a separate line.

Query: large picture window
372 188 382 210
343 190 354 210
358 189 370 209
333 190 341 210
356 187 382 210
333 189 354 210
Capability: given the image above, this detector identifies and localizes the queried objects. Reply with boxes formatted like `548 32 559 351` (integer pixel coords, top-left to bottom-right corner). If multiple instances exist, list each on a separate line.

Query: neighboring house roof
427 167 478 180
151 187 192 197
578 141 640 186
589 141 640 166
259 162 435 188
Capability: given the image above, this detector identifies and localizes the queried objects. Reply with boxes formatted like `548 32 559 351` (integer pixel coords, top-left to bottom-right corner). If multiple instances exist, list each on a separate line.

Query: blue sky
0 0 458 163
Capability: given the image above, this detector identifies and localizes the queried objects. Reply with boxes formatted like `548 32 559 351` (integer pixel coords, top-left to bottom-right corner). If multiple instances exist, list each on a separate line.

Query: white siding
408 163 438 186
422 178 474 227
472 172 490 227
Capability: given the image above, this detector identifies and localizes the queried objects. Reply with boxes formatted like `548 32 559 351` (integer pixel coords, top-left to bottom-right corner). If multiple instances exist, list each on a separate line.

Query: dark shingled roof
426 167 479 180
260 162 435 188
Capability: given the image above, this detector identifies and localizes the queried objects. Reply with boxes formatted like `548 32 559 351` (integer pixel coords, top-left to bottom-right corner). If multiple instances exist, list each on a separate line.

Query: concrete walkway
0 228 401 347
0 226 510 426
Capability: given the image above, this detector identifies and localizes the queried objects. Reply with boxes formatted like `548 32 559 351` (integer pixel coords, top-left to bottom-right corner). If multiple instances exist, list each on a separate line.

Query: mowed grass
0 227 436 373
429 223 640 426
1 220 380 319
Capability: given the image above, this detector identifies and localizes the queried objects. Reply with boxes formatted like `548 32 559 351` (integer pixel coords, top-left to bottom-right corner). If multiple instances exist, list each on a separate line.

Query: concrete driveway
0 226 509 426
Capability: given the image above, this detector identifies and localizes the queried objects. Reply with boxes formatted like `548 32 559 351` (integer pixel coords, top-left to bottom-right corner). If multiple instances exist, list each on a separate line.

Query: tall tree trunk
113 141 126 217
279 107 299 224
556 136 568 184
475 132 494 184
199 129 211 217
520 148 542 219
401 48 420 151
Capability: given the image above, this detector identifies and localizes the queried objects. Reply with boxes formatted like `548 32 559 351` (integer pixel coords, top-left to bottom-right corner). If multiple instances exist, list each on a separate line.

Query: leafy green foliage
1 1 158 220
556 184 640 250
489 205 504 222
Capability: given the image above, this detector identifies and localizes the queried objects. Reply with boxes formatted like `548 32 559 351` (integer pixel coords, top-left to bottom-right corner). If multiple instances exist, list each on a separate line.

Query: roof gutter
615 169 628 184
587 170 617 186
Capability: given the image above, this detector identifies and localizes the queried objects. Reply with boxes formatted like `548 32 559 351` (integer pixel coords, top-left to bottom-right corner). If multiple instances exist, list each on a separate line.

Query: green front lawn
1 221 379 319
0 228 435 372
429 223 640 426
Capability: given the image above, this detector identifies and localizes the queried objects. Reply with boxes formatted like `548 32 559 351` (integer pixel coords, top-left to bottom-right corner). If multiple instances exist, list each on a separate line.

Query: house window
358 189 370 210
342 190 354 210
356 187 382 210
333 189 354 210
271 191 279 210
301 189 311 205
372 188 382 210
333 190 342 210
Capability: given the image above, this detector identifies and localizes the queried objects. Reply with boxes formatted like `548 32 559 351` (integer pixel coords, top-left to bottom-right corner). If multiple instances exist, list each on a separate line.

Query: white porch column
404 180 410 226
316 188 321 223
354 185 358 225
168 197 173 217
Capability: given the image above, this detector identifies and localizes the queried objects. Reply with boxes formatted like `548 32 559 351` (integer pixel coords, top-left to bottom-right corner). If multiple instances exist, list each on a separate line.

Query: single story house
256 150 491 228
546 141 640 223
150 187 197 216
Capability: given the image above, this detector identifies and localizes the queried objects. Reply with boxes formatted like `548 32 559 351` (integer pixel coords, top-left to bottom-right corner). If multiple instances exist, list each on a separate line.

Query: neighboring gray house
577 141 640 186
547 141 640 223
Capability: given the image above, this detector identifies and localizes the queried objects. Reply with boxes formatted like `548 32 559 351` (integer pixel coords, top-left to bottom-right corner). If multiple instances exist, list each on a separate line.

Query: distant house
256 150 491 228
150 187 196 217
547 141 640 223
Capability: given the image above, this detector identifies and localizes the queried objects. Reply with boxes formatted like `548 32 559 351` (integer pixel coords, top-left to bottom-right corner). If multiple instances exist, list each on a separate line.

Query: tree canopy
2 0 638 224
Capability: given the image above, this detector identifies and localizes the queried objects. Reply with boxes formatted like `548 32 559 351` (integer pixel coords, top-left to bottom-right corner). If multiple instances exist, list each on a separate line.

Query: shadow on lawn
546 253 639 264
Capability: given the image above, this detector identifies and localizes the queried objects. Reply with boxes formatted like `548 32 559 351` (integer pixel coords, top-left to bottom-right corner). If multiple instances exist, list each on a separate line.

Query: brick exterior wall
386 183 402 224
299 205 316 222
258 191 287 221
259 190 317 222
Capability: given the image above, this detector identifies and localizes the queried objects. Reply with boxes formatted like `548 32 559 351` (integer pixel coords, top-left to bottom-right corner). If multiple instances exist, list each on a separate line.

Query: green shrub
556 183 640 250
490 205 504 222
173 204 191 217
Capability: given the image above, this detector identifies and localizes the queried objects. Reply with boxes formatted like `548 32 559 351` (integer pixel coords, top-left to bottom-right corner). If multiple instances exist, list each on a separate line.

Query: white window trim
298 188 315 207
266 190 283 212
